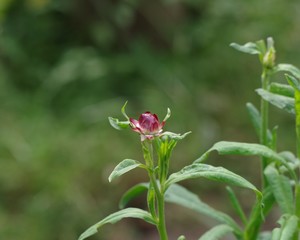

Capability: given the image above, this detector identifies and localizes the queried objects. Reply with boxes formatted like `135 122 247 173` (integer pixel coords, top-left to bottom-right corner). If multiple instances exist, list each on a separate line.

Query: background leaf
264 165 294 214
256 89 295 114
197 141 297 180
274 64 300 79
230 42 261 55
119 183 148 209
164 184 242 235
269 82 294 98
271 215 299 240
198 224 234 240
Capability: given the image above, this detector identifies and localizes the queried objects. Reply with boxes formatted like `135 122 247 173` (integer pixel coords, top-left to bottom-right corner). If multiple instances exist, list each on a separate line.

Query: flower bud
263 37 276 69
130 112 165 141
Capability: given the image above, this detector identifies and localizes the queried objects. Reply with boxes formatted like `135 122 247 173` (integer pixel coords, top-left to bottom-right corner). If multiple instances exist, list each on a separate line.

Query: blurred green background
1 0 300 239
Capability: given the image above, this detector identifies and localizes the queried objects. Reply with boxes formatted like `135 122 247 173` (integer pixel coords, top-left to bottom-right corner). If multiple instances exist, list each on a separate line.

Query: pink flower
130 111 169 141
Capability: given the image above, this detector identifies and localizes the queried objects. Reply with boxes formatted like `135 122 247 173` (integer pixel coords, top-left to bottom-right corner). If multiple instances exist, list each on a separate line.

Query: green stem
294 90 300 231
260 69 270 182
143 141 168 240
245 68 271 240
295 90 300 159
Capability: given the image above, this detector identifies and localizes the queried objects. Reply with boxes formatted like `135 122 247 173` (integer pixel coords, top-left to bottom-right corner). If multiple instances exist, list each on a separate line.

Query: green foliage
108 159 144 182
198 224 234 240
2 0 300 239
78 208 156 240
164 184 241 235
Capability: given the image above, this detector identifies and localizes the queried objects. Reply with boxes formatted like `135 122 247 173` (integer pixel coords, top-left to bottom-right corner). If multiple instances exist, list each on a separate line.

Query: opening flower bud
130 112 166 141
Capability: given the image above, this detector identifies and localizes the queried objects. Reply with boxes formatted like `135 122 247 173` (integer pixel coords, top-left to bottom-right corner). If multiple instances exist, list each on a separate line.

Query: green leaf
271 215 299 240
165 163 261 198
164 184 242 235
198 224 234 240
160 131 192 141
119 183 148 209
121 101 129 120
264 165 294 214
163 108 171 122
195 141 297 181
269 82 294 98
246 102 272 141
256 89 295 114
177 235 186 240
274 63 300 79
78 208 155 240
285 74 300 91
147 182 156 218
108 117 130 130
108 159 144 182
230 42 261 55
258 231 272 240
226 186 247 225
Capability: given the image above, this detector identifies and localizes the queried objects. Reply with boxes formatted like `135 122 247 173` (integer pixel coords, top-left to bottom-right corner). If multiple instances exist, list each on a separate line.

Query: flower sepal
160 131 192 141
108 117 130 130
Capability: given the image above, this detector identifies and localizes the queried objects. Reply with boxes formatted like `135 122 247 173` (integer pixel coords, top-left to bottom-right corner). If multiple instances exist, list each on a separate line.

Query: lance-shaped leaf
285 74 300 91
271 215 299 240
246 102 272 141
198 224 234 240
258 231 272 240
119 183 148 209
165 163 261 199
230 42 262 55
196 141 297 181
274 63 300 79
78 208 155 240
269 82 294 98
108 159 145 182
264 165 294 214
256 89 295 114
165 184 242 235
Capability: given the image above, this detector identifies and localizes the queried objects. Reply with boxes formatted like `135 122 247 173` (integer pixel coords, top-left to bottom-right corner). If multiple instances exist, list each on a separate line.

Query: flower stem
260 69 270 187
142 141 168 240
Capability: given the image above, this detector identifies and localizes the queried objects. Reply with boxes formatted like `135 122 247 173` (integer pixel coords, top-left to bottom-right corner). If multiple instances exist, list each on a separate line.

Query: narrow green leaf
264 165 294 214
198 224 234 240
271 215 299 240
108 117 130 130
119 183 148 209
160 131 192 141
271 228 280 240
269 82 294 98
108 159 144 182
280 215 298 239
285 74 300 91
147 182 157 219
165 163 261 198
230 42 261 55
165 184 242 235
246 102 272 141
256 88 295 114
226 186 247 225
195 141 297 181
177 236 186 240
274 63 300 79
163 108 171 122
258 231 272 240
121 101 129 120
78 208 155 240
